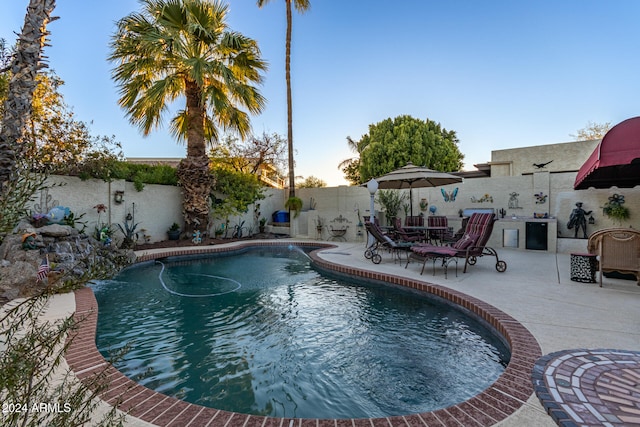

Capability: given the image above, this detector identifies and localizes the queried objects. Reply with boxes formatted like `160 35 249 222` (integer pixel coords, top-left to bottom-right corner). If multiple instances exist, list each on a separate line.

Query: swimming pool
92 246 510 419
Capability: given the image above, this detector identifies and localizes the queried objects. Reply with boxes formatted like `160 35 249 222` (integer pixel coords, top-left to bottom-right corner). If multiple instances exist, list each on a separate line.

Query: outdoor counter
446 216 558 253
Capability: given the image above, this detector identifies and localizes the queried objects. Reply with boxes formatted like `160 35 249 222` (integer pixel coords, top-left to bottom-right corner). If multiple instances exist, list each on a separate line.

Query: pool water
91 247 509 419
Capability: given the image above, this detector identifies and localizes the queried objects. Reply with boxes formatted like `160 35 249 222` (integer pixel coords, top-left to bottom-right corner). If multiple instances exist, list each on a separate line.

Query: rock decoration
0 219 135 304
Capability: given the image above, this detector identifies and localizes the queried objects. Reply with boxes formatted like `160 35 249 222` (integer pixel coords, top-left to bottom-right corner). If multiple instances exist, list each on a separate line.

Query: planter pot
167 230 181 240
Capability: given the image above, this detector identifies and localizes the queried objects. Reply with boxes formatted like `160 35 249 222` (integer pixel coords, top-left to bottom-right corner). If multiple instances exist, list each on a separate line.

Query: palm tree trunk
285 0 295 198
0 0 57 192
176 80 212 234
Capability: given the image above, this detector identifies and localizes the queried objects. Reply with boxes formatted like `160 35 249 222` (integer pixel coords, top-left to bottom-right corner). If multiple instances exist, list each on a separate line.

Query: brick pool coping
66 242 542 427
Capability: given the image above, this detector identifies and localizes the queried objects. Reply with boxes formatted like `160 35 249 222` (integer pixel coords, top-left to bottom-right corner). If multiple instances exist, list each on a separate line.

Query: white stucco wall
26 173 638 253
29 176 183 244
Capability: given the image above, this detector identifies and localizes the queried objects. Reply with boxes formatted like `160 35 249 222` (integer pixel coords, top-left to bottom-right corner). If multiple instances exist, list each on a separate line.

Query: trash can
526 222 547 250
272 210 290 223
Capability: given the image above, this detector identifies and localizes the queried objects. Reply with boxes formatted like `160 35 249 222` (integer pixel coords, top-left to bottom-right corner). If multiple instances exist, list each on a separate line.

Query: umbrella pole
409 187 413 218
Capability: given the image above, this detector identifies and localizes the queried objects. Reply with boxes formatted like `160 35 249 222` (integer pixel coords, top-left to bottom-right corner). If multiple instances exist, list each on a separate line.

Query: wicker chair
587 228 640 287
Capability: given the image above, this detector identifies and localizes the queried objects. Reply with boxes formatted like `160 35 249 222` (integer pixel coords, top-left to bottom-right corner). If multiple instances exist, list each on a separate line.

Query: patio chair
405 216 424 227
365 221 415 264
587 228 640 287
441 216 469 244
392 217 425 243
427 215 454 244
408 213 507 278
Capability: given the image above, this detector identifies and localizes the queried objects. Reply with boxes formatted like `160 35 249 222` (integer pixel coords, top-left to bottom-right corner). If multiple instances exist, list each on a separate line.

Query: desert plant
63 210 87 233
117 204 140 248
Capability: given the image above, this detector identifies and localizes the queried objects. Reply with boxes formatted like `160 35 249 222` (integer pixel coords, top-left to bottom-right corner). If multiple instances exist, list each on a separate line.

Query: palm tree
0 0 57 192
110 0 266 232
256 0 310 198
338 136 366 185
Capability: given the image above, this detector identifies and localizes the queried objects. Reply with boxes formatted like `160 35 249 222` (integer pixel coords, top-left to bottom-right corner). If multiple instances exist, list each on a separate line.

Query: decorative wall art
441 188 458 202
534 192 548 204
471 193 493 203
508 192 523 209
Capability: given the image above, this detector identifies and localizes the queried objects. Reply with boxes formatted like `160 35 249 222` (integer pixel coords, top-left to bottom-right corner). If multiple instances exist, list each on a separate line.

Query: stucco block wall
25 173 638 253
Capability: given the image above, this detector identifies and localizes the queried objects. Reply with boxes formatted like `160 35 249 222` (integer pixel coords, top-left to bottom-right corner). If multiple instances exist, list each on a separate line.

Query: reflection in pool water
92 247 510 419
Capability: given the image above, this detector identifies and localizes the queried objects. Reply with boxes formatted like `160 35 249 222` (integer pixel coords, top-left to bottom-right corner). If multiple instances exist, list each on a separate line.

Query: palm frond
110 0 266 149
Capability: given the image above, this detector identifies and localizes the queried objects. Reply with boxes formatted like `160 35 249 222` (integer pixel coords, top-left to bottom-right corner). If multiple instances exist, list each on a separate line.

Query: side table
570 253 597 283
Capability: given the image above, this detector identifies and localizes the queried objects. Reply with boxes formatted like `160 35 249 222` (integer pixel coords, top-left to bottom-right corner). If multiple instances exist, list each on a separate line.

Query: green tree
257 0 311 198
211 166 265 223
1 42 124 177
110 0 267 233
210 131 286 176
297 175 326 188
338 135 369 185
357 115 464 182
570 121 611 141
25 72 100 171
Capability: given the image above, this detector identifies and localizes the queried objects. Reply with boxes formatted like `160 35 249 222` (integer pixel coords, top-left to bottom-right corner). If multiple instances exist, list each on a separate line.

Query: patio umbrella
373 162 463 217
574 116 640 190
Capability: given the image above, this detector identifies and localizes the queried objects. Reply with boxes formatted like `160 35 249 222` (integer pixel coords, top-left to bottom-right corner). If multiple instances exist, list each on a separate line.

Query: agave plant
117 204 140 249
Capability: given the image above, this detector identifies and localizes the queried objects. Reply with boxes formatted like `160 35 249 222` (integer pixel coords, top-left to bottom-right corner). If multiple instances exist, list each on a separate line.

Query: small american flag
37 255 50 283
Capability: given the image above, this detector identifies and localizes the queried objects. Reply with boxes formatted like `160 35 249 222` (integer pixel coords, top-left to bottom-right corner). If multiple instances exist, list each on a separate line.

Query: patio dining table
404 226 449 245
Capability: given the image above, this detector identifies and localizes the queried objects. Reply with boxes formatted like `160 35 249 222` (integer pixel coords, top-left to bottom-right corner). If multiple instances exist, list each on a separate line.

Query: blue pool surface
91 247 510 419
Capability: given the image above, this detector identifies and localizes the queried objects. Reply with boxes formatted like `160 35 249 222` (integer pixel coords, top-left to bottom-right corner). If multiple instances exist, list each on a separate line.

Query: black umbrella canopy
375 162 463 189
373 162 463 216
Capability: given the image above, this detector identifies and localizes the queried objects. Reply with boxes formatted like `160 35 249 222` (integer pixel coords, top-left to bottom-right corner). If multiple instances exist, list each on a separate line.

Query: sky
2 1 639 186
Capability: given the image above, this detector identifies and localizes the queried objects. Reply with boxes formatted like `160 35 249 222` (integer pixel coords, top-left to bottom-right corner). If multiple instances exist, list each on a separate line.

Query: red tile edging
66 241 541 426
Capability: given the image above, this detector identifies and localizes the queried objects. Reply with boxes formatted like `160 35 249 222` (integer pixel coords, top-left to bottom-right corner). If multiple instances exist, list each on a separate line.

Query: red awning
574 116 640 189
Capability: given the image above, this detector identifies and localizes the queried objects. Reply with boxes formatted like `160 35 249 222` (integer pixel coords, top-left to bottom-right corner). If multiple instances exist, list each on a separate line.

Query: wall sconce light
588 215 595 225
114 191 124 204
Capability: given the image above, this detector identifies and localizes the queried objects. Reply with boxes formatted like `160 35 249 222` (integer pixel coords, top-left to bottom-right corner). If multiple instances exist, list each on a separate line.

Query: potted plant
167 222 181 240
214 224 225 238
602 194 630 225
285 196 303 218
259 217 267 233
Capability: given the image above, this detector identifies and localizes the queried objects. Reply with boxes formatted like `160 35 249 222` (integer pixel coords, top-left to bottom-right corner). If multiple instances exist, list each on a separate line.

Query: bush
110 163 178 191
75 161 178 190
